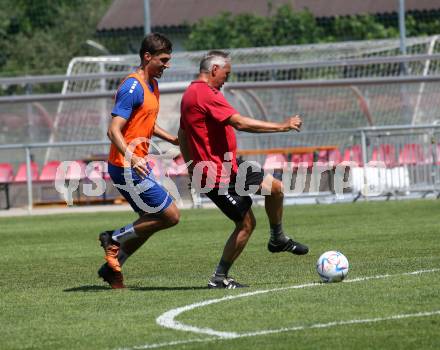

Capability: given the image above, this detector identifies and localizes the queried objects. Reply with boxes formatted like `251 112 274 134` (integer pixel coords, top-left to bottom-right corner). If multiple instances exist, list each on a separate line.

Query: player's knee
238 213 256 233
166 210 180 227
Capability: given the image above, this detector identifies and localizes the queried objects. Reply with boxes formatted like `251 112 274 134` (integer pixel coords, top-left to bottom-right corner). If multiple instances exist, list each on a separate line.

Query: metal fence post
360 130 369 198
25 147 33 214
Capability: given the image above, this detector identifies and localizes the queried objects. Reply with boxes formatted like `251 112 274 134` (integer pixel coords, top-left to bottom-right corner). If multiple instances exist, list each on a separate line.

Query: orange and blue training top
108 72 159 167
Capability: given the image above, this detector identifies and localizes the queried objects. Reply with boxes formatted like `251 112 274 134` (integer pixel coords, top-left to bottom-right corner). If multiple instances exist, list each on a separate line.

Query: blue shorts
108 163 172 215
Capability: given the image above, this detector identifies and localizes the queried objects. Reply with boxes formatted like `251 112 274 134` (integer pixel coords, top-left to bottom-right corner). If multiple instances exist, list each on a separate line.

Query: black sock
270 223 283 240
214 258 232 278
270 223 290 243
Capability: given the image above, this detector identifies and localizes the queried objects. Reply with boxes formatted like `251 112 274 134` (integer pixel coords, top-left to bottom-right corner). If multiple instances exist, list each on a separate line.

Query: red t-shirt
180 80 238 187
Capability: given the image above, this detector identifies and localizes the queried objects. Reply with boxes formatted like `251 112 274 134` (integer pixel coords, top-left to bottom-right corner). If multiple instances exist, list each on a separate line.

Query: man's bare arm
228 113 302 133
178 127 194 174
154 124 179 145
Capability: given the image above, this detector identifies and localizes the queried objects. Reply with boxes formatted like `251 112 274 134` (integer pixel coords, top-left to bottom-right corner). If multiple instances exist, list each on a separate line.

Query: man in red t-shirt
179 51 309 289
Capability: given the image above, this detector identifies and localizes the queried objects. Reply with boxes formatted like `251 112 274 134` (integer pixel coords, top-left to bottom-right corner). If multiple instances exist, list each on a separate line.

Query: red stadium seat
263 153 287 170
328 148 342 166
0 163 14 183
316 150 329 164
343 145 363 166
372 144 396 168
315 149 342 169
83 161 110 181
65 160 86 181
290 153 303 169
301 153 314 168
398 144 427 165
290 153 313 169
13 162 39 183
39 161 62 181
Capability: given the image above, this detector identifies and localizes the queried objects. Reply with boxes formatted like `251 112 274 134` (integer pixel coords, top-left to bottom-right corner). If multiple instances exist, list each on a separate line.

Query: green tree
405 14 440 37
185 5 321 50
271 6 322 45
325 14 398 42
184 6 409 51
0 0 112 76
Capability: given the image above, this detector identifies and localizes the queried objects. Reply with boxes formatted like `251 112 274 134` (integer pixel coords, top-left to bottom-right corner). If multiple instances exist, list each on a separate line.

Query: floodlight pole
398 0 407 55
143 0 151 35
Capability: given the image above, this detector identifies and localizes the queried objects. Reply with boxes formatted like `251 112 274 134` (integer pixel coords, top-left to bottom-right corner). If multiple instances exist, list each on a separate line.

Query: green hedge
184 5 440 50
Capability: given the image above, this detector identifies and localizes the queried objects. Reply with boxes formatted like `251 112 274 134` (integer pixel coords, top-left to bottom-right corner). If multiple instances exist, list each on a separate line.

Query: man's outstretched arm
154 124 179 145
178 127 194 174
227 113 302 133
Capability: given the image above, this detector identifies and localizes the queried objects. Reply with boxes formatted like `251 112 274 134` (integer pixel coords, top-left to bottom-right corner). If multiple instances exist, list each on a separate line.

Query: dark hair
139 32 172 61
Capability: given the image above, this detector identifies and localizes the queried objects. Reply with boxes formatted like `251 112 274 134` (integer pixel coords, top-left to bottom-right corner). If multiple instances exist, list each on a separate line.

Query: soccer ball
316 251 349 283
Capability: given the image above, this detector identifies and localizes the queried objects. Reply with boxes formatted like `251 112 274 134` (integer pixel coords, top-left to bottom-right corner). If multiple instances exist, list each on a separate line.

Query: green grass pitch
1 200 439 349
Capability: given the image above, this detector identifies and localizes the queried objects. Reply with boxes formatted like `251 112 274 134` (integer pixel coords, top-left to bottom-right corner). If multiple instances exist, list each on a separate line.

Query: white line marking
117 268 440 350
240 310 440 337
123 310 440 349
157 268 440 337
118 338 213 350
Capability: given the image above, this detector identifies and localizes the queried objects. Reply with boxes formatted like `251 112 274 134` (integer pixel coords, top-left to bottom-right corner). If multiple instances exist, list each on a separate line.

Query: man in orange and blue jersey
98 33 180 289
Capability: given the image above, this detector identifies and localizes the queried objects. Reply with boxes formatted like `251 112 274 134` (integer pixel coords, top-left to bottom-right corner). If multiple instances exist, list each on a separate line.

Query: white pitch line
239 310 440 337
123 310 440 350
117 268 440 350
157 268 440 338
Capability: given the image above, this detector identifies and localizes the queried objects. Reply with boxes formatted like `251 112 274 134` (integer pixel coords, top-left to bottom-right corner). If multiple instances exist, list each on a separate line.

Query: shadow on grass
63 285 207 292
63 285 111 292
130 286 207 291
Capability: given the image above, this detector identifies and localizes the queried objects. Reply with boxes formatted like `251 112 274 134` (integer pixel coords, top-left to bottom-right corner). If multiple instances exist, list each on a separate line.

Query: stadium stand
263 153 287 171
301 153 315 168
398 144 428 165
2 34 440 207
372 144 397 168
343 145 363 167
13 162 39 183
290 153 303 170
39 160 62 181
316 150 329 164
64 160 87 181
328 148 343 167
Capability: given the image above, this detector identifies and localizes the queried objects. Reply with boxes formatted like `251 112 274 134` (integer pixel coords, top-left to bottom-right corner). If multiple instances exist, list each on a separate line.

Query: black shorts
205 161 265 222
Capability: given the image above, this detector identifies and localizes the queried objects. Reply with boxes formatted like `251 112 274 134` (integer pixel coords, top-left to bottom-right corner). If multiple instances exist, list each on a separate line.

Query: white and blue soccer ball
316 251 349 283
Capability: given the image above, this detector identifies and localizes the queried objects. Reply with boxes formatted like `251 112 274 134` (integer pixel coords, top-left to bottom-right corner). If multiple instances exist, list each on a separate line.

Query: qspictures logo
54 137 387 211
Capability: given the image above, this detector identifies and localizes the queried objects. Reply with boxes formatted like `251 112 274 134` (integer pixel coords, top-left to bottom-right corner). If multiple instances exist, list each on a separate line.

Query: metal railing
0 141 110 213
2 74 440 104
1 123 439 213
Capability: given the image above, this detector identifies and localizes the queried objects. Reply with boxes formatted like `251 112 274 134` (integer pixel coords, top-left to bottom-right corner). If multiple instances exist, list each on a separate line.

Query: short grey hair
199 50 231 73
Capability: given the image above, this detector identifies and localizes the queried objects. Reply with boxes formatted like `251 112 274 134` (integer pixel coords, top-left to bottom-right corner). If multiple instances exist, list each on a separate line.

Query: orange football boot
99 231 121 272
98 263 126 289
